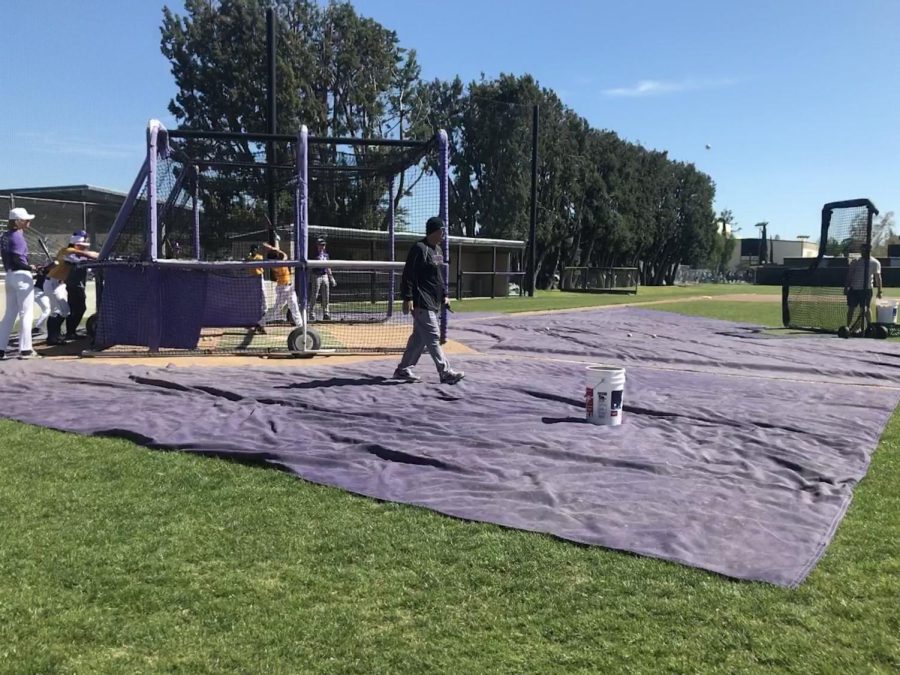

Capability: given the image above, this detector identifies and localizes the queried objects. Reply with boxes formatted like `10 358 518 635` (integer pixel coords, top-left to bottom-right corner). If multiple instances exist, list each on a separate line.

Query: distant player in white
845 244 882 332
311 238 336 321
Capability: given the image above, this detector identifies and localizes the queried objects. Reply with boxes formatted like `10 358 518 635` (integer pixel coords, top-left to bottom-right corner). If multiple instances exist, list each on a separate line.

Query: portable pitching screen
782 199 878 333
87 120 449 356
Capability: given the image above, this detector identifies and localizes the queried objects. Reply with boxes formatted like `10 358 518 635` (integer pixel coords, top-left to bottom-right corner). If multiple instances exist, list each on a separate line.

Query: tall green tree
161 0 423 232
160 2 722 283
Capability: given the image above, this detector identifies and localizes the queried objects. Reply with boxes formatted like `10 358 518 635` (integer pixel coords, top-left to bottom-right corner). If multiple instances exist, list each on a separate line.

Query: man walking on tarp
393 216 464 385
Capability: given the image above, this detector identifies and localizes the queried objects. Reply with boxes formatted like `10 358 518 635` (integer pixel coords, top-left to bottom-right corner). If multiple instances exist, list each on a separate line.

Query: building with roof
2 185 526 298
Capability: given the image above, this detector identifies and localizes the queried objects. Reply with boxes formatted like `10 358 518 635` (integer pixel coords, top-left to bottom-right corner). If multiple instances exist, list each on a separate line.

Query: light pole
797 234 810 258
754 222 768 265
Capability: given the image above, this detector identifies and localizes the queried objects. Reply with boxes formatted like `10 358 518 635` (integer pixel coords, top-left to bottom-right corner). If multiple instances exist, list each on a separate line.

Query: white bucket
876 300 898 324
585 365 626 426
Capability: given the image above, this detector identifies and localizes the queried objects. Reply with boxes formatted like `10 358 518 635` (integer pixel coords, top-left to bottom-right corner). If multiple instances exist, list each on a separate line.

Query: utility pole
528 104 538 296
266 7 277 246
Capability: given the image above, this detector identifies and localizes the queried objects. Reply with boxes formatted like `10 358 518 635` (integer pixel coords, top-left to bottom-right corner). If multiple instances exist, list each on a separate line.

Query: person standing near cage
44 232 98 345
393 217 464 385
845 244 883 333
259 242 302 329
310 238 336 321
32 261 51 335
0 207 39 359
246 244 270 334
64 230 98 340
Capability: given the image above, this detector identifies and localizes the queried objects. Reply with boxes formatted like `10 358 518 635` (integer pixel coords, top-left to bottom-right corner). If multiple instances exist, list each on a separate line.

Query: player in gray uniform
310 238 336 321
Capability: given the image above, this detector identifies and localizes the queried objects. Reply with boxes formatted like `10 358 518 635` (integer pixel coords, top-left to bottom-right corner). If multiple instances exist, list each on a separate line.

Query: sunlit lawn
1 285 897 673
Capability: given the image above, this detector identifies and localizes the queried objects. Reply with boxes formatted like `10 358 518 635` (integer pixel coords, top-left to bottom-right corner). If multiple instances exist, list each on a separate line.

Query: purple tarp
2 307 898 587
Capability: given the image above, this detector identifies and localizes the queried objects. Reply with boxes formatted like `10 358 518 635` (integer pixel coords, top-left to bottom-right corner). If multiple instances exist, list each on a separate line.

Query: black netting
0 195 119 259
96 129 443 355
820 205 871 257
784 202 878 333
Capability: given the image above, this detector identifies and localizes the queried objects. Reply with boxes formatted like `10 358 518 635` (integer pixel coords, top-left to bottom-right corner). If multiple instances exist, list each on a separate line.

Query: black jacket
401 238 446 311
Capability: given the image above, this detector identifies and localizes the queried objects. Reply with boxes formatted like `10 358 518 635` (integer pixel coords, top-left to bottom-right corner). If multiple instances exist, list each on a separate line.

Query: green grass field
453 283 781 315
1 285 898 674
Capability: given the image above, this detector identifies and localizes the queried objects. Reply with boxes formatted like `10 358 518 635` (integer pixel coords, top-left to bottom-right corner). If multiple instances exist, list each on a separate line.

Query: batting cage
86 120 449 356
782 199 879 335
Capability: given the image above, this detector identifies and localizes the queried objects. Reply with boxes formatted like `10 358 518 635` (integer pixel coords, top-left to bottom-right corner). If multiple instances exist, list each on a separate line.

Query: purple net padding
97 267 267 349
96 266 204 350
158 268 206 348
4 307 900 586
201 273 265 328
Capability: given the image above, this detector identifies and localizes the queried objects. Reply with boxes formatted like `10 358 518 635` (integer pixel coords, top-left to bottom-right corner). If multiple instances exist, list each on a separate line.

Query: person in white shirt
845 245 883 333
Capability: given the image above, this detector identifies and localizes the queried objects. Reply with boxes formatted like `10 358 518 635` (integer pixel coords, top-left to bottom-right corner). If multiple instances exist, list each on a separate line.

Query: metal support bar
528 104 539 297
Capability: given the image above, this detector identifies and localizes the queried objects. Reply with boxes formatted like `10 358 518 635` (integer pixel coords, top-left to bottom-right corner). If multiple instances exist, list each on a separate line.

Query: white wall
728 239 819 269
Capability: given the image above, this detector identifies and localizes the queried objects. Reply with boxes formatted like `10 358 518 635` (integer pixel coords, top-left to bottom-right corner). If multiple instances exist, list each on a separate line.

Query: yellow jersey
48 246 86 281
272 265 291 286
246 253 264 276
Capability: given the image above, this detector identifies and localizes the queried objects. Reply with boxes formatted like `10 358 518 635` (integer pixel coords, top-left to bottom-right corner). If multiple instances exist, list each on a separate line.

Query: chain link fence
1 194 120 255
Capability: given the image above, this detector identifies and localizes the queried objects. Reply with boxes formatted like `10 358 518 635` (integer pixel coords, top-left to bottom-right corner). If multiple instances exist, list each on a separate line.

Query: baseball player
44 232 98 345
259 242 302 329
0 207 38 359
64 230 97 340
310 238 336 321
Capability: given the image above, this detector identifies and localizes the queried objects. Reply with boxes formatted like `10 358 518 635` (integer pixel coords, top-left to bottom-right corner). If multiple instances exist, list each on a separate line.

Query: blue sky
3 0 898 240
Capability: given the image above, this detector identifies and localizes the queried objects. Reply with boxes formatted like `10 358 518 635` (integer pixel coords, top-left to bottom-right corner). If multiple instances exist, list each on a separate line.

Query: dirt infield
22 292 779 367
499 292 782 319
712 293 782 303
37 337 476 369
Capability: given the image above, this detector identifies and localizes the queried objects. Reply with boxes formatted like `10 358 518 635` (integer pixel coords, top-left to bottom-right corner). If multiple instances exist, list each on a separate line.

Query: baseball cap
316 237 327 245
8 207 35 221
426 216 444 235
70 234 90 246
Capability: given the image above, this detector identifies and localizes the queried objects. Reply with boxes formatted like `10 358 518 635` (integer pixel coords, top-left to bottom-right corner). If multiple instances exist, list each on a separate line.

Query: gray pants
313 275 330 316
398 307 450 376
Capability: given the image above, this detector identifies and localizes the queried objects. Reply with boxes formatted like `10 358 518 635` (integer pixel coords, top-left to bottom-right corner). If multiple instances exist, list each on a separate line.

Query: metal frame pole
266 7 278 245
438 129 450 343
388 176 396 317
296 126 309 342
528 104 539 296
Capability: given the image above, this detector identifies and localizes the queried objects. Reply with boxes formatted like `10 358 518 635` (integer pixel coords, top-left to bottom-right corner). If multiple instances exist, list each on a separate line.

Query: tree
871 211 896 257
708 209 737 274
160 2 723 284
160 0 424 234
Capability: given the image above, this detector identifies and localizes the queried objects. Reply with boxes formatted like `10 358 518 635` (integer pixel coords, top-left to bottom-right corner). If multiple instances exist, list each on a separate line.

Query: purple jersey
0 229 30 272
315 250 329 276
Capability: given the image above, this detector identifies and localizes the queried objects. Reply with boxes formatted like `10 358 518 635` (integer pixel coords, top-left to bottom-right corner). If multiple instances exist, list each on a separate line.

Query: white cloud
602 77 736 98
17 132 139 160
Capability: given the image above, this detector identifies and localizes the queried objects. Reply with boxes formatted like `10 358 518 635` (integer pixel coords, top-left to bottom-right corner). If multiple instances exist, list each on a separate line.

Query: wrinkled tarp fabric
2 307 897 587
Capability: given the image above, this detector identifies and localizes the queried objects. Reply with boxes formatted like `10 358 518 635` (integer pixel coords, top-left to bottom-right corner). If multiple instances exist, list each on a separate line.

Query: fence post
491 246 497 299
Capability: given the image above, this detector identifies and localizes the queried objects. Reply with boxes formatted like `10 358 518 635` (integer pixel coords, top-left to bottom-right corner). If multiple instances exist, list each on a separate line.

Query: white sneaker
393 368 422 383
440 370 465 385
